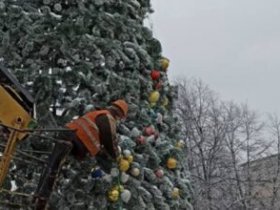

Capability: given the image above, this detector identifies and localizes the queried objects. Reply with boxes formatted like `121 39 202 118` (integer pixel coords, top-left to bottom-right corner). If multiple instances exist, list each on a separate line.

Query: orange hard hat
112 99 128 118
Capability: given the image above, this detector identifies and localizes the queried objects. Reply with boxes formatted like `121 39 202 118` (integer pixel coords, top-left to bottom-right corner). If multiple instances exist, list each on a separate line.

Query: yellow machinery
0 65 34 188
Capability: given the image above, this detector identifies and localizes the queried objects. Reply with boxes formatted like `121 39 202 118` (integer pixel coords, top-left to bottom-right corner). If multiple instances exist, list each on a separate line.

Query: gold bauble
160 57 170 71
167 157 177 169
108 189 120 202
126 155 134 163
119 158 130 172
112 185 124 193
149 91 160 103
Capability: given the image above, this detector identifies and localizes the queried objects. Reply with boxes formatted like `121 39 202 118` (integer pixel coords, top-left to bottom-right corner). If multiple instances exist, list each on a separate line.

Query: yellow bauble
162 97 169 107
112 185 124 193
167 157 177 169
119 158 130 172
149 91 160 103
171 187 180 199
126 155 134 163
108 189 120 202
160 57 170 71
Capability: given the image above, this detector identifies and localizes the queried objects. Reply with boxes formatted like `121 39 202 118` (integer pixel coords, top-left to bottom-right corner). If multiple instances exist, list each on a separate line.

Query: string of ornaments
146 57 187 204
90 56 188 208
150 57 182 200
147 57 180 170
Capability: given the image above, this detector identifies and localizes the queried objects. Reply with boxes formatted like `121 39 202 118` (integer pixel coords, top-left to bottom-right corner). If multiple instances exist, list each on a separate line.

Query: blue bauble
91 168 103 178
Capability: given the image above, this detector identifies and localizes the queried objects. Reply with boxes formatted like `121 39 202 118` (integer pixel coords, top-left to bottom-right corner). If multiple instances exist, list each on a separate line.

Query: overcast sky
150 0 280 116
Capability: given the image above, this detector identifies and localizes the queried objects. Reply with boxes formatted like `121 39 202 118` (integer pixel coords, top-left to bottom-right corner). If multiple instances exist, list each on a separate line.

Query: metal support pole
0 118 23 188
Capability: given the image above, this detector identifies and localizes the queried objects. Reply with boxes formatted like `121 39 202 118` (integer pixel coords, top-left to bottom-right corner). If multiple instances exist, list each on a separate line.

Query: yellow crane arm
0 84 33 188
0 85 32 140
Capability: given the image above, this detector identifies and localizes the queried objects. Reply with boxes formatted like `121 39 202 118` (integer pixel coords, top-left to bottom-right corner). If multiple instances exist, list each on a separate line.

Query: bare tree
240 104 265 209
176 78 232 210
175 78 270 210
222 101 247 210
266 114 280 209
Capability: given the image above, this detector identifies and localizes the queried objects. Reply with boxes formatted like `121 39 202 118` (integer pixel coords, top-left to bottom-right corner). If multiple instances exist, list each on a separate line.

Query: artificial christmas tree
0 0 192 209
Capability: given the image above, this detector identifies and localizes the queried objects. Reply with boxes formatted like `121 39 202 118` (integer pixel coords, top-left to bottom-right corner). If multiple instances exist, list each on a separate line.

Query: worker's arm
95 114 118 159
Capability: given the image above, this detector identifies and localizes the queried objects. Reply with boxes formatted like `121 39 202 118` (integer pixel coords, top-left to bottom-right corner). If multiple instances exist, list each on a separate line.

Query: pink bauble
144 126 155 136
137 135 146 144
155 169 164 178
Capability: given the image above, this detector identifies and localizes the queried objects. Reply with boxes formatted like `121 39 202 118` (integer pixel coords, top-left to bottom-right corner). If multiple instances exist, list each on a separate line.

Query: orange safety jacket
66 110 115 156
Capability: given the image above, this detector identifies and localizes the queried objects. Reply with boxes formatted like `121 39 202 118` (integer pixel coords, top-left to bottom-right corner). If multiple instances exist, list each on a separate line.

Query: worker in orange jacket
34 99 128 210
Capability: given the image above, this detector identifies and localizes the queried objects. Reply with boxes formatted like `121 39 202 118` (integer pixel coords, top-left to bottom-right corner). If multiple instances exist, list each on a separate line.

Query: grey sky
150 0 280 115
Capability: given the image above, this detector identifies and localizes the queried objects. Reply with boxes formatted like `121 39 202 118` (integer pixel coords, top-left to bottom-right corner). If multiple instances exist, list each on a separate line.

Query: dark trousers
34 130 87 210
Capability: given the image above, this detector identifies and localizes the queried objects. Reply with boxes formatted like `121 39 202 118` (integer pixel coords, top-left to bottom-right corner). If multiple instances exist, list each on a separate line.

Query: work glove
95 151 113 174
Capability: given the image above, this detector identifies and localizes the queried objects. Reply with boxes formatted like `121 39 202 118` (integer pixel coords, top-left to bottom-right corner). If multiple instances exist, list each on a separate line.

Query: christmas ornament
108 189 120 202
150 70 161 80
110 168 120 177
149 91 160 103
54 3 62 11
121 172 129 183
119 158 130 172
144 126 156 136
123 149 132 157
91 168 103 178
136 135 146 144
131 167 140 177
126 155 134 163
167 157 177 169
155 168 164 178
121 189 132 203
112 185 124 192
160 57 170 71
171 187 180 199
176 140 185 149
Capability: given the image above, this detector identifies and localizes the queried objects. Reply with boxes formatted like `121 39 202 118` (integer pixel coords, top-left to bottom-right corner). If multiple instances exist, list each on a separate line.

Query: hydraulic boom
0 65 35 188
